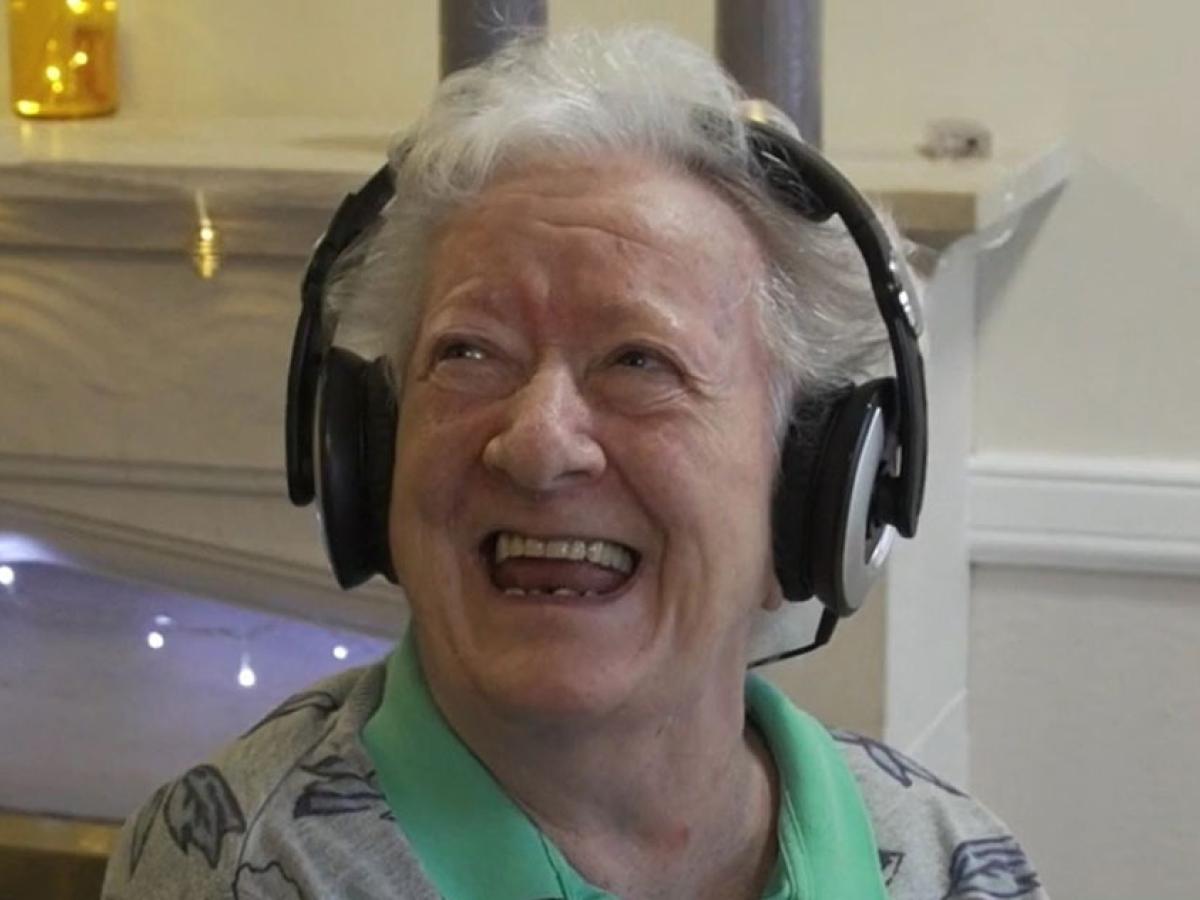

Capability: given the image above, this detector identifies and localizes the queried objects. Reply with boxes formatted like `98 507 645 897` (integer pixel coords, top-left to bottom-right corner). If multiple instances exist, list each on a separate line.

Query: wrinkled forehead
422 155 767 328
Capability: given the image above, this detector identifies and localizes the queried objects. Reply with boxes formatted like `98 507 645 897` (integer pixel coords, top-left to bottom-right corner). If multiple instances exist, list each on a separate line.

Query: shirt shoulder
832 729 1050 900
101 662 434 900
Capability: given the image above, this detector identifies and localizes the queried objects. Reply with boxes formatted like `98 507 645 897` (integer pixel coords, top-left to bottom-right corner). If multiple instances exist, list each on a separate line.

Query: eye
423 335 520 398
435 340 488 363
593 344 688 412
611 346 675 373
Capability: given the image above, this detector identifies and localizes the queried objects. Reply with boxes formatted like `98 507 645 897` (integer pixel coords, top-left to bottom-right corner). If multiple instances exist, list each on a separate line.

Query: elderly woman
104 28 1045 900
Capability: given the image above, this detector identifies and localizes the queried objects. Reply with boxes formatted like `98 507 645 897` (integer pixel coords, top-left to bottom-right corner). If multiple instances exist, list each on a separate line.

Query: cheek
642 414 777 590
648 410 775 500
388 402 478 565
628 421 774 557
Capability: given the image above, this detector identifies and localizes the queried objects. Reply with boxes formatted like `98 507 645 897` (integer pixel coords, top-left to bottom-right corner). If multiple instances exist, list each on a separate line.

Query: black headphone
285 117 927 657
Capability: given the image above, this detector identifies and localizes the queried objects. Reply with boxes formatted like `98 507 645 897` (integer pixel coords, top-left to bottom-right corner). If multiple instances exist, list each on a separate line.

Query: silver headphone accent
839 405 897 613
890 256 925 337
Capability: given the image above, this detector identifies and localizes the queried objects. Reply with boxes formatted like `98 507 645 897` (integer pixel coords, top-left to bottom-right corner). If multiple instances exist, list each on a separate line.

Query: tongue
492 558 630 595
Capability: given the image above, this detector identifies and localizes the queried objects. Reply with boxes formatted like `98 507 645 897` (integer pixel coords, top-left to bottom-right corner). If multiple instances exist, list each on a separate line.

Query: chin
409 564 664 723
465 639 646 724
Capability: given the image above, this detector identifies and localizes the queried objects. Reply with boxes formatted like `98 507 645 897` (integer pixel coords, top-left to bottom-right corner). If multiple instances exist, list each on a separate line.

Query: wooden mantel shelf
0 115 1071 258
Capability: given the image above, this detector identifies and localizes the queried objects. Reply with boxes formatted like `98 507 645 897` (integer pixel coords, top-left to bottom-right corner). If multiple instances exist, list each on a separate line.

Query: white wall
830 6 1200 899
834 8 1200 896
971 566 1200 900
823 0 1200 456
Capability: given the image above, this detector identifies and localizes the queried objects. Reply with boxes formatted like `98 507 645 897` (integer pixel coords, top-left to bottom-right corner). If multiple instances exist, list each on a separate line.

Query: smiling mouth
482 531 640 598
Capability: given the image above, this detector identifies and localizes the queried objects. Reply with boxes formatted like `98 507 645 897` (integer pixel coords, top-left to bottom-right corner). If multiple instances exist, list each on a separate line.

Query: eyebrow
426 272 698 333
577 294 691 339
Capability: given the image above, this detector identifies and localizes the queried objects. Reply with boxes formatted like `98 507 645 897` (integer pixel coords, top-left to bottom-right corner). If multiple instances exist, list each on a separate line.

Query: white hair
329 26 892 442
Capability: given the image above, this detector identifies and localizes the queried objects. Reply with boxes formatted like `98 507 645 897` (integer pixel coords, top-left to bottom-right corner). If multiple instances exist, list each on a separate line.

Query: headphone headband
744 122 927 536
286 166 395 505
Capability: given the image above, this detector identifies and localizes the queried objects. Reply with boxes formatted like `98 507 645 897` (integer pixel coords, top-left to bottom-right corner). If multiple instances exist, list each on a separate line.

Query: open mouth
482 531 640 598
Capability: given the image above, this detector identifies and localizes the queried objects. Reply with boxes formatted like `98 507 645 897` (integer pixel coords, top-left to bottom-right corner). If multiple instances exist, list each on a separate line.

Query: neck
424 654 779 900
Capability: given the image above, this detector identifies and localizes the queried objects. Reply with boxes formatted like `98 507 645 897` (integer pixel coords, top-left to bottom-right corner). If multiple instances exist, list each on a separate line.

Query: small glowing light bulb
146 631 165 650
238 655 257 688
0 566 14 587
191 192 221 279
332 645 348 661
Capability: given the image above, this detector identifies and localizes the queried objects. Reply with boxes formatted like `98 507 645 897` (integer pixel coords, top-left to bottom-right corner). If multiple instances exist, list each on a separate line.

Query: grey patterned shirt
102 662 1047 899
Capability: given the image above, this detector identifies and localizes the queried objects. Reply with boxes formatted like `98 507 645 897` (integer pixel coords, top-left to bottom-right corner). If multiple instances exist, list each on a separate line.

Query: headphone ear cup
806 378 898 618
772 390 848 602
316 348 397 588
362 357 399 583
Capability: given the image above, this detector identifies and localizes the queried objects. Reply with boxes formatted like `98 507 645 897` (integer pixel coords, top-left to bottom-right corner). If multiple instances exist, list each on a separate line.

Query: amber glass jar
8 0 118 118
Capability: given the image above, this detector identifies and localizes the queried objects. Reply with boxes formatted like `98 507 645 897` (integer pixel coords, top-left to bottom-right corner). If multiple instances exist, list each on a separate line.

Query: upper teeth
495 533 634 574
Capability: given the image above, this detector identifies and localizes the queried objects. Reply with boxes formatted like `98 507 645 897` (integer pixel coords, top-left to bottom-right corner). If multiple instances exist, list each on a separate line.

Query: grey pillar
440 0 548 78
716 0 822 148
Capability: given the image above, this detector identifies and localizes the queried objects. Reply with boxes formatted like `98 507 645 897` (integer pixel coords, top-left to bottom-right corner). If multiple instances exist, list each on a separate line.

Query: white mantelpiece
0 115 1070 786
0 116 1067 255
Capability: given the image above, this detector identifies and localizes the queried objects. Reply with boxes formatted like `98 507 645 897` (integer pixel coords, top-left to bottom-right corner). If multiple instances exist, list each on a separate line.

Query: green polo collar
362 633 886 900
745 675 889 900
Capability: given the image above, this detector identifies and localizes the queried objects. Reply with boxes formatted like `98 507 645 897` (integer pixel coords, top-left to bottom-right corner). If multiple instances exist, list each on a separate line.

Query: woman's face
390 156 780 723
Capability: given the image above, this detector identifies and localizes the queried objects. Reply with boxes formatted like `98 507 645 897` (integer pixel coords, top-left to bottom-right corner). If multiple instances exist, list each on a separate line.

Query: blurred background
1 2 1197 898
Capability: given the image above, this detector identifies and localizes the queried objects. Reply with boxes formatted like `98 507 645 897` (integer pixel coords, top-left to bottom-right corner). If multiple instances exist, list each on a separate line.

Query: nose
482 363 606 493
